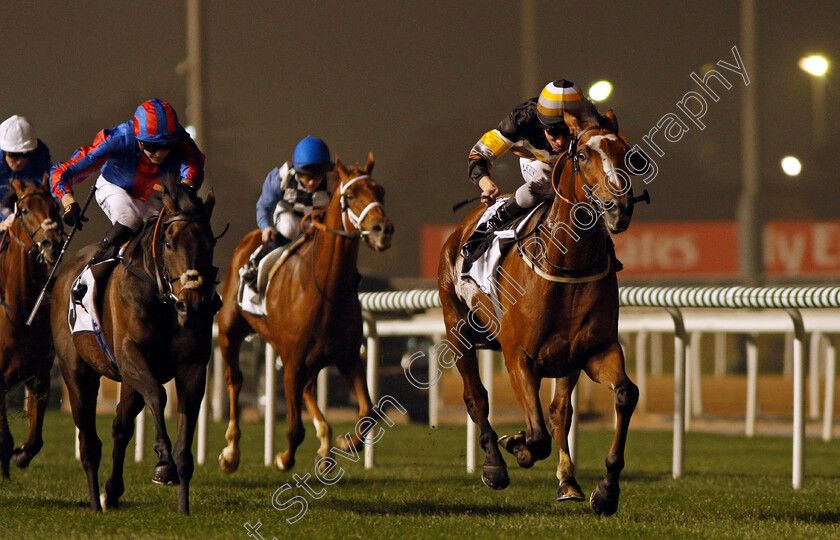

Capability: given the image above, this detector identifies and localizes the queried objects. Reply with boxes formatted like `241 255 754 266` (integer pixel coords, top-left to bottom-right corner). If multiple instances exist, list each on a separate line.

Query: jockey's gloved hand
63 202 87 229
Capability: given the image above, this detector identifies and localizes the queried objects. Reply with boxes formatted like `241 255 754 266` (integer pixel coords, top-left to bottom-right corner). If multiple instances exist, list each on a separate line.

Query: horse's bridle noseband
8 192 64 264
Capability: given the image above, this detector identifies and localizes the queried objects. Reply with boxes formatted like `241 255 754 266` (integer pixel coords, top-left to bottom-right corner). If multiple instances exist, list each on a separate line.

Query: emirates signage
419 221 840 279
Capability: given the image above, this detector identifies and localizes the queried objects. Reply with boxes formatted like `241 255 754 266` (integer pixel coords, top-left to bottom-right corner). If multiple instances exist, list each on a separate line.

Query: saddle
237 235 306 316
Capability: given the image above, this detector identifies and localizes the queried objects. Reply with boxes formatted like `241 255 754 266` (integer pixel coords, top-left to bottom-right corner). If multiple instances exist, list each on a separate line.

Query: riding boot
72 223 134 302
241 234 288 290
89 222 135 266
461 197 527 262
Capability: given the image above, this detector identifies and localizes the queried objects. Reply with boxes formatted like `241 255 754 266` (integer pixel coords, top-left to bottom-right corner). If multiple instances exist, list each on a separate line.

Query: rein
515 124 615 283
6 193 64 262
300 174 381 239
123 208 215 305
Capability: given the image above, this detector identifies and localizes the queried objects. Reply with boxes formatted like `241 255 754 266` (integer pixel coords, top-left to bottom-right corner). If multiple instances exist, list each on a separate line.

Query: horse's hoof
497 431 525 452
11 449 32 469
589 480 620 515
99 493 115 512
556 479 585 502
218 450 240 474
481 464 510 490
152 463 180 486
274 454 294 471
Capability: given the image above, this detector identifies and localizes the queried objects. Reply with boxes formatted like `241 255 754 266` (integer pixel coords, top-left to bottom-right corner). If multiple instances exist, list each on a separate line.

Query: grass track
1 411 839 539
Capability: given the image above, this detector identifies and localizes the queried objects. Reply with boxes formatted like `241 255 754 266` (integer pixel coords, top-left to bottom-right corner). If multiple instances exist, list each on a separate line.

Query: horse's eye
577 151 587 161
345 194 355 201
165 241 172 249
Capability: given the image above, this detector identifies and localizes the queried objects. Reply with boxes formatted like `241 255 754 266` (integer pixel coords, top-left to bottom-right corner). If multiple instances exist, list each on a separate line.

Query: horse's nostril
175 301 187 314
385 223 394 234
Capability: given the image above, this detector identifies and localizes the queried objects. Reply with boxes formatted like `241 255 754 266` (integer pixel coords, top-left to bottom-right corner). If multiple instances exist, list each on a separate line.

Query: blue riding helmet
292 136 332 175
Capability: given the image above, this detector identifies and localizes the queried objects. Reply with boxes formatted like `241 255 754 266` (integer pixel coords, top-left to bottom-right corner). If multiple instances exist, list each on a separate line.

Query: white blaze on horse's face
586 134 621 191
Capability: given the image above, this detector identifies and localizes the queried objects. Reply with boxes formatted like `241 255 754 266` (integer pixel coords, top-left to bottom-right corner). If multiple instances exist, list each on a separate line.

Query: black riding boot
72 222 134 302
88 222 135 266
461 197 527 262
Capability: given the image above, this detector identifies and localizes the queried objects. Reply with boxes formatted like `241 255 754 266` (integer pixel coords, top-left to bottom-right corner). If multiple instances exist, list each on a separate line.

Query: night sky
3 1 838 284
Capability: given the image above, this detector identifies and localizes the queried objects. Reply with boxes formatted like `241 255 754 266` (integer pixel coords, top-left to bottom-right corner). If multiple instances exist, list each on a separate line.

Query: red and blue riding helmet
132 99 184 143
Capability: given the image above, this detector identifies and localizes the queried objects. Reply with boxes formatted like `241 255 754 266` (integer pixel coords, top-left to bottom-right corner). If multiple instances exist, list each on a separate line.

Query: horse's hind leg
172 362 207 515
218 313 251 473
584 342 639 515
103 384 145 510
62 362 104 512
333 351 374 451
276 365 307 470
12 365 51 469
498 350 552 468
302 371 333 463
0 386 12 479
549 371 585 502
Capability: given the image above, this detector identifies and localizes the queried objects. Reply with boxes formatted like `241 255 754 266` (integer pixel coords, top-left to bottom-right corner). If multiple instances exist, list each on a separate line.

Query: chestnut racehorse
51 180 218 513
0 178 62 478
438 110 639 515
218 154 393 473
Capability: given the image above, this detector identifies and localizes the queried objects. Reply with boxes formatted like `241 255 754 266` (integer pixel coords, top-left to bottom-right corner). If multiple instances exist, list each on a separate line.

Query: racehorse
438 110 639 515
0 178 62 478
217 154 393 473
50 180 218 513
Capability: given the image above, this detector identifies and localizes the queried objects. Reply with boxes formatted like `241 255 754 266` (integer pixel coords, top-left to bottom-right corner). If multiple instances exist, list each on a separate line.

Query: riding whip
452 195 493 213
26 185 97 326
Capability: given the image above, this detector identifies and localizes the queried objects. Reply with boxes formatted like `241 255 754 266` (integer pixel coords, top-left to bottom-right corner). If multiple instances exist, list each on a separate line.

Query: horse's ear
604 109 619 133
335 157 347 177
563 111 581 136
203 190 215 220
363 152 375 174
11 178 24 195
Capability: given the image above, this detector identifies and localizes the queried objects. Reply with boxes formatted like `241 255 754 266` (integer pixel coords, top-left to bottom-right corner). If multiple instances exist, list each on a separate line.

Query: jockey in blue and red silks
50 99 205 268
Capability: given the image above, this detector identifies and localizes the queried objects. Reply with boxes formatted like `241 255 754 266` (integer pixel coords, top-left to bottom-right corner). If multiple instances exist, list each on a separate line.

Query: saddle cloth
237 236 305 316
68 266 99 335
457 200 544 320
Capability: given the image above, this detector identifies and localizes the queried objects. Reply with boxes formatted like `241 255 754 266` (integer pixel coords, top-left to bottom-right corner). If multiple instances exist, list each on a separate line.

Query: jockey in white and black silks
241 135 333 287
50 99 205 267
0 115 52 227
462 79 622 269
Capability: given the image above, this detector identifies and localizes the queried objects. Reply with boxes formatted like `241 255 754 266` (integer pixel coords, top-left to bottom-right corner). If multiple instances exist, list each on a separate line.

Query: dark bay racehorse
51 181 217 513
439 110 638 514
0 178 62 478
218 154 393 472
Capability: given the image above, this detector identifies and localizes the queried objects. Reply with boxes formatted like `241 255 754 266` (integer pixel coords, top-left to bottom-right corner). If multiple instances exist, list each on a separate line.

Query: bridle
301 174 383 239
5 191 64 264
123 208 217 305
551 124 616 207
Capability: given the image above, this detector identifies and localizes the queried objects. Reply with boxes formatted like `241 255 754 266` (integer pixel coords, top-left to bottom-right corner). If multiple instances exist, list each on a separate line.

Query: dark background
3 1 838 285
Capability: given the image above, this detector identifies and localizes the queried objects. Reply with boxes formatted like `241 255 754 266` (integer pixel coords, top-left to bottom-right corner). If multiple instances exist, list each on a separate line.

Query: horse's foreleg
334 353 373 451
456 347 510 490
0 387 11 479
549 371 585 502
499 352 552 468
122 350 178 486
302 372 333 463
219 327 245 473
276 366 306 470
63 363 103 512
173 362 207 515
103 385 145 510
12 366 50 469
584 342 638 516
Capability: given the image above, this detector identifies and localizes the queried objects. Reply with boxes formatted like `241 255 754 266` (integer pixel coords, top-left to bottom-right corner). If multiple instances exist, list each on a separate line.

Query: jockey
0 115 52 226
50 99 205 268
463 79 622 265
241 135 333 288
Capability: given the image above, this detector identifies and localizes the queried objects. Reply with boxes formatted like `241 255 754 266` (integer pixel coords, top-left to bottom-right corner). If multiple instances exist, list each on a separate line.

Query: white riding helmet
0 115 37 153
